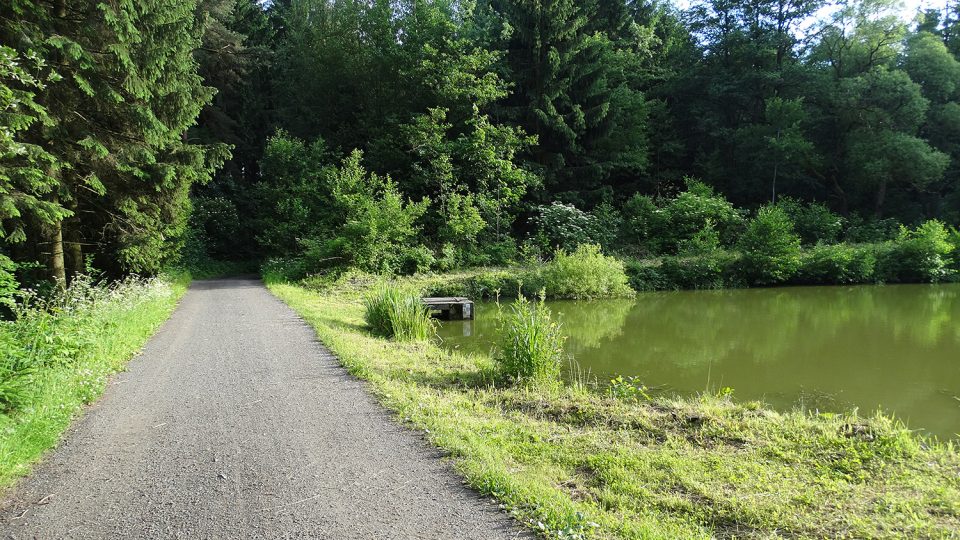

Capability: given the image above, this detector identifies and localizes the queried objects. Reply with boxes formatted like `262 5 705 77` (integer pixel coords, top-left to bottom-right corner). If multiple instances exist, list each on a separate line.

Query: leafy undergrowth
269 277 960 539
0 273 188 487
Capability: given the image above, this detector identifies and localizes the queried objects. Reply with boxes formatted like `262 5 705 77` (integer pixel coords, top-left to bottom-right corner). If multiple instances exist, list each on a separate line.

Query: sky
673 0 952 22
902 0 950 18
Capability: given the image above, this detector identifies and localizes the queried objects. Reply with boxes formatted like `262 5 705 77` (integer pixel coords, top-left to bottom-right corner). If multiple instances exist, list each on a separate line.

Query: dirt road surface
0 278 524 539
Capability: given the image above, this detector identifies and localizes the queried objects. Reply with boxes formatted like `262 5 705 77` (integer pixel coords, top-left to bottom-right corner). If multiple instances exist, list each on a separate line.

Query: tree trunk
65 201 84 284
874 179 887 218
47 195 67 288
47 0 68 287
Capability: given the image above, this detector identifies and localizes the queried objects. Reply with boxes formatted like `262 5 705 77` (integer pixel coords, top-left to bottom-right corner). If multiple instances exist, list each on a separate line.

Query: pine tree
1 0 226 278
491 0 613 181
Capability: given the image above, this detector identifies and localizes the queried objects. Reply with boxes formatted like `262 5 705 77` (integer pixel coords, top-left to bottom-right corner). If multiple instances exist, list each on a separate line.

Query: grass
496 294 567 385
0 273 187 487
269 274 960 539
364 283 435 341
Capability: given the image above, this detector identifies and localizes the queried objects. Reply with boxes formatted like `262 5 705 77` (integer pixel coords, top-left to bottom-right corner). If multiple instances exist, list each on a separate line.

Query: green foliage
620 194 664 254
364 284 435 342
662 180 745 249
0 46 65 246
678 220 722 256
537 245 635 299
876 220 956 283
844 215 902 243
0 255 17 309
495 294 567 385
255 131 336 256
776 197 845 245
608 375 651 402
621 181 745 256
949 227 960 274
622 260 667 292
489 0 646 190
466 270 524 299
1 0 226 279
794 244 878 285
659 251 740 290
737 206 802 285
531 203 601 252
0 274 184 484
328 152 430 274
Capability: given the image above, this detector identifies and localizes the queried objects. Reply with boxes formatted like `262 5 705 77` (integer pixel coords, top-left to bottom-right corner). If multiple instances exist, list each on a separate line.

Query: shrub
468 270 524 299
623 260 667 291
480 239 519 267
363 284 435 341
736 206 802 285
621 193 665 254
776 197 844 245
495 294 567 384
794 244 877 285
949 227 960 275
660 179 745 251
261 257 309 283
678 220 722 256
845 215 901 243
399 245 436 275
660 251 739 290
537 245 635 299
608 375 651 402
329 151 429 274
588 202 624 253
531 202 600 252
876 220 956 283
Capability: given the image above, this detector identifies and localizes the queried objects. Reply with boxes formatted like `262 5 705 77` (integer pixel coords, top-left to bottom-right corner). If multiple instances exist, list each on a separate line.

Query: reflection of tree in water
438 284 960 437
552 299 635 352
592 284 960 373
550 283 960 438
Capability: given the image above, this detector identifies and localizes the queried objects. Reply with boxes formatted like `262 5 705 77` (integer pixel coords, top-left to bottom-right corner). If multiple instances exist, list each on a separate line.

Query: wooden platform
422 297 474 320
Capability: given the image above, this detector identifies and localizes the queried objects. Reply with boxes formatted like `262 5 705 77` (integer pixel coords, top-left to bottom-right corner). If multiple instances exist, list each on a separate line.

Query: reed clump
495 293 567 384
364 284 434 341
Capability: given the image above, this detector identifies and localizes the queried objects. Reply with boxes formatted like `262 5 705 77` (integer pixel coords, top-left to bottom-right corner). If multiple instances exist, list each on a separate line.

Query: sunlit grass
495 294 566 385
270 275 960 539
364 283 434 342
0 273 187 486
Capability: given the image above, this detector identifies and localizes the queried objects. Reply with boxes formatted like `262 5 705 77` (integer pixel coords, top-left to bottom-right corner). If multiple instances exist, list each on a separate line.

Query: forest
2 0 960 297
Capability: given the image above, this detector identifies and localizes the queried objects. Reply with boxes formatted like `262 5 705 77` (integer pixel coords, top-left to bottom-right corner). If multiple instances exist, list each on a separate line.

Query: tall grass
0 273 186 486
495 294 567 385
363 284 434 341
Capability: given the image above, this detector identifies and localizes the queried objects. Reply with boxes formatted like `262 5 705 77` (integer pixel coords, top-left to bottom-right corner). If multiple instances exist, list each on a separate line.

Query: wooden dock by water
422 297 474 320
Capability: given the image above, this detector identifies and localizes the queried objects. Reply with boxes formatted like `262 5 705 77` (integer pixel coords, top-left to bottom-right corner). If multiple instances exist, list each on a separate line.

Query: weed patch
0 274 187 486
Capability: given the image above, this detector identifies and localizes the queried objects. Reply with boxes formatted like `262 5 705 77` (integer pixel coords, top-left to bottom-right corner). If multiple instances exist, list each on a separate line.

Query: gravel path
0 278 525 539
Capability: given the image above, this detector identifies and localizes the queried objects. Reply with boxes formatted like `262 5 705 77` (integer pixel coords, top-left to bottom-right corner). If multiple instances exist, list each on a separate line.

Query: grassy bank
0 274 188 486
270 275 960 539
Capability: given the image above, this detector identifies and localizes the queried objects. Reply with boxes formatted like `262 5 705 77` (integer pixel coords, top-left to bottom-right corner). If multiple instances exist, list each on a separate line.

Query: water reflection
435 284 960 439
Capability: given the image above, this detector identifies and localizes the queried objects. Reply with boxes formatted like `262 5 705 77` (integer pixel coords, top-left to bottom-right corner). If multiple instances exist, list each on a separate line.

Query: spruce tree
0 0 225 278
487 0 649 201
491 0 613 181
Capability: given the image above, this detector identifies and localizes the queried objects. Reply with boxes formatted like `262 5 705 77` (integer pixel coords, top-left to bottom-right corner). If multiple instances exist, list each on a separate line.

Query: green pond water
435 284 960 439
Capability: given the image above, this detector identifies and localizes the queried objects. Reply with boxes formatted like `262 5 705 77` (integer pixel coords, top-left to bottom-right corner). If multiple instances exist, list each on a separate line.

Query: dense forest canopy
2 0 960 288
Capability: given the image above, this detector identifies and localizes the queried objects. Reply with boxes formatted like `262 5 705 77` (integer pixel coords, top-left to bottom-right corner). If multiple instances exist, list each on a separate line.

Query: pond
435 284 960 439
